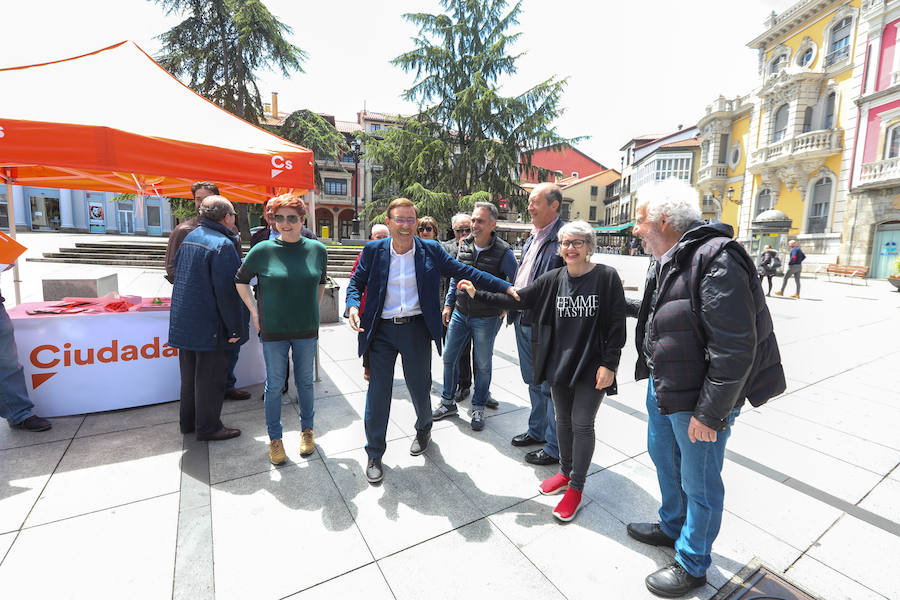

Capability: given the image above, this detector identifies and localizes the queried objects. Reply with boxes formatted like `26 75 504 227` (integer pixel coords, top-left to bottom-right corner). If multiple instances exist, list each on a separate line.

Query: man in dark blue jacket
510 183 566 466
775 239 806 298
346 198 517 484
169 196 249 442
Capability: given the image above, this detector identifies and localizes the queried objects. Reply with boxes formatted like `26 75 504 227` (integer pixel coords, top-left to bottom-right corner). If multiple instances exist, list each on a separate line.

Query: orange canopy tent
0 41 315 302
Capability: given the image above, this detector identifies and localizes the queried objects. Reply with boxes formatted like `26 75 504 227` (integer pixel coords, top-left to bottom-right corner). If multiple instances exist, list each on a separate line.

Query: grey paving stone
312 390 406 456
210 460 371 600
594 402 651 457
314 360 365 399
284 564 392 600
726 422 884 504
173 504 213 600
381 384 456 437
786 555 889 600
489 497 715 600
77 400 180 438
322 443 483 559
379 518 565 600
0 440 69 534
0 415 83 451
0 531 16 562
207 405 321 485
807 514 900 600
0 494 178 599
25 422 183 527
317 322 363 362
581 458 664 526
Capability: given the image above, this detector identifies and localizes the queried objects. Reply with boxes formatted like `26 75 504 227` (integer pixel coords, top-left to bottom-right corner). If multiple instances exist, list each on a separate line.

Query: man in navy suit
346 198 518 483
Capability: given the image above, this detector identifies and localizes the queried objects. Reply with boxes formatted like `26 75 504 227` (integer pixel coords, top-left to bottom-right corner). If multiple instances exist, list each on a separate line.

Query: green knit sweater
235 238 327 341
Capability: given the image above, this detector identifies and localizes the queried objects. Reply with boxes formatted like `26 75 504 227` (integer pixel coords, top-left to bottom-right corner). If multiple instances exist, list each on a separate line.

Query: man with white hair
626 178 785 598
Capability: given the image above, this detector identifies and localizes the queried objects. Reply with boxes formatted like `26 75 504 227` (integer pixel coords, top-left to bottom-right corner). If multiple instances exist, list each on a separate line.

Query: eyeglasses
453 227 471 234
274 214 300 224
560 239 586 249
417 225 435 233
390 217 417 225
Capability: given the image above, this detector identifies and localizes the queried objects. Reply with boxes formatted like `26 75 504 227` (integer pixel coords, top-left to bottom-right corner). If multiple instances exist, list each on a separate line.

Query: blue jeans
441 311 502 408
0 303 36 426
514 315 558 459
225 346 240 392
262 338 316 440
646 377 740 577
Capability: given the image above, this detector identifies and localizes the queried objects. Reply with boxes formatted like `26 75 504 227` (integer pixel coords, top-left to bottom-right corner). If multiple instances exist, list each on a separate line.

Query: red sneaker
539 473 570 495
552 488 583 522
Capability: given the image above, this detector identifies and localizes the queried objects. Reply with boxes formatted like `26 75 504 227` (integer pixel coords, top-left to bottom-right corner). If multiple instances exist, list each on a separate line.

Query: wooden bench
826 264 868 285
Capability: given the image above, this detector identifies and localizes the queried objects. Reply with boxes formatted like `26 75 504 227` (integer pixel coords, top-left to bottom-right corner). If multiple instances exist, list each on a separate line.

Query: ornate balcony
857 156 900 190
697 163 728 191
748 129 842 172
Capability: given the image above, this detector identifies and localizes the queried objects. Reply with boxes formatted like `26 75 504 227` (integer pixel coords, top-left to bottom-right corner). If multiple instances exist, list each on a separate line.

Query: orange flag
0 231 27 269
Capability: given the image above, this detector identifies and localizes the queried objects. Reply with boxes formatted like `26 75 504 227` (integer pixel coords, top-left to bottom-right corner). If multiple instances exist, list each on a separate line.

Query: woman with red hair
236 194 328 466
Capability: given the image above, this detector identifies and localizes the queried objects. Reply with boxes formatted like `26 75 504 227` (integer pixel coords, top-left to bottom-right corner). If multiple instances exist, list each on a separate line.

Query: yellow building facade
697 0 860 267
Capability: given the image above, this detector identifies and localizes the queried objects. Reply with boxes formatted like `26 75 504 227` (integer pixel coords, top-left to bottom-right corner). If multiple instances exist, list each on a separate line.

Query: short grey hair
557 220 596 255
472 202 498 221
198 195 235 222
451 212 471 227
370 223 389 238
636 178 702 232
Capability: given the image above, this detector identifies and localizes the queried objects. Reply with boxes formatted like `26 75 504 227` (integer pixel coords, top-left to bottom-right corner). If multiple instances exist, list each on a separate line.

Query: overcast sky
2 0 793 168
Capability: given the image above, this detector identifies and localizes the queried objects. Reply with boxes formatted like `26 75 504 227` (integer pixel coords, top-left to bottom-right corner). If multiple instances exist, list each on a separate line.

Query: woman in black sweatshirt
458 220 626 522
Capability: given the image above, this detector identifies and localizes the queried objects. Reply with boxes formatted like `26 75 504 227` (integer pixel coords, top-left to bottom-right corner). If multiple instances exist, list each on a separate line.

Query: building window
755 189 773 217
797 46 814 68
702 139 710 164
368 123 382 132
808 177 831 234
589 206 597 221
590 185 598 196
768 53 787 75
341 153 355 163
702 194 717 212
323 178 347 196
571 172 579 178
824 93 836 129
826 17 852 66
771 104 788 142
887 125 900 159
561 203 571 220
717 134 729 164
802 106 814 133
728 142 742 170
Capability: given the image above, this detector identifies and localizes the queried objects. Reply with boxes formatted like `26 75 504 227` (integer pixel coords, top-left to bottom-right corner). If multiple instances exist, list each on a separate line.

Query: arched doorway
338 209 355 240
315 208 334 240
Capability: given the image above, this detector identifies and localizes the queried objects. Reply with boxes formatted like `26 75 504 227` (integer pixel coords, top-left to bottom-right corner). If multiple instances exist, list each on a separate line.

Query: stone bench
42 273 119 301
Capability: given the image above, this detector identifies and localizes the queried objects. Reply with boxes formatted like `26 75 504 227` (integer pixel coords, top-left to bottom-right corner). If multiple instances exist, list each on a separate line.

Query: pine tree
276 110 347 189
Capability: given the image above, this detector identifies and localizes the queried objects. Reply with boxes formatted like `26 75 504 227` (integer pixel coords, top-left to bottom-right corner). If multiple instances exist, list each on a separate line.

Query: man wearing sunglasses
346 198 519 484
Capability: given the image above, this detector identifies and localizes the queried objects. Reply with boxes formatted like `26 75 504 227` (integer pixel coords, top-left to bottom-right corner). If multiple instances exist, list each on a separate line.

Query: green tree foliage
363 0 573 227
276 110 347 189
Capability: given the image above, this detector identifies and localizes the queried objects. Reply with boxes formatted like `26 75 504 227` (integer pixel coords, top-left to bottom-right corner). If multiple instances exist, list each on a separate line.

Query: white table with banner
8 301 265 418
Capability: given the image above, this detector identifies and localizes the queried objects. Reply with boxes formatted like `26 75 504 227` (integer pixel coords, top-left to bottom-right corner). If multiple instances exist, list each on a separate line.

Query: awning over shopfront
0 41 314 204
593 221 635 234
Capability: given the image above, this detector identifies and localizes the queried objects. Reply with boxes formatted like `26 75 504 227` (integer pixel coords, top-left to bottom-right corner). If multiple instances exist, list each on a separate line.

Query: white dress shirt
382 242 422 318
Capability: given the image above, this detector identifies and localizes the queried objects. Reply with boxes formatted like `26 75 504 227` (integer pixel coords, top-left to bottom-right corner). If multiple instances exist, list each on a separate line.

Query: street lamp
348 137 363 237
726 186 735 203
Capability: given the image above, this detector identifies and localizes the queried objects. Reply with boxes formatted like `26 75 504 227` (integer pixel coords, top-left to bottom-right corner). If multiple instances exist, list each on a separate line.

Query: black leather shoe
366 457 383 484
627 522 676 548
410 432 431 456
485 394 499 409
197 427 241 441
645 563 706 598
453 387 471 403
525 448 559 465
511 432 544 447
224 388 252 400
11 415 52 432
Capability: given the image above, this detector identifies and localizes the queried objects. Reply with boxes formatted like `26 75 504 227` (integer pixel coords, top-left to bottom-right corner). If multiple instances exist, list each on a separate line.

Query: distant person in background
250 197 317 248
348 223 390 381
164 182 251 401
774 239 805 299
169 195 248 442
0 264 52 433
417 216 439 241
757 245 779 296
236 194 327 466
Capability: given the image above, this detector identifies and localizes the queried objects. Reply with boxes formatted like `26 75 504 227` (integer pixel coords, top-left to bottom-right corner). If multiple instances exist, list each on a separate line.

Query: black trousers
550 382 605 491
179 349 228 436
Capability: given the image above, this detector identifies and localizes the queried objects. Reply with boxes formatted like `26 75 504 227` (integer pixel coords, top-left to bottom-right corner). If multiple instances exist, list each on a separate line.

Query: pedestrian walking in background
757 244 779 296
457 220 626 521
775 239 805 298
169 195 248 442
235 194 327 466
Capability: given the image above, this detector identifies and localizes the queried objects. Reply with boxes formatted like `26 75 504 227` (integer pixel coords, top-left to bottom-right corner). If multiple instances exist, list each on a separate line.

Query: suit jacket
346 237 511 356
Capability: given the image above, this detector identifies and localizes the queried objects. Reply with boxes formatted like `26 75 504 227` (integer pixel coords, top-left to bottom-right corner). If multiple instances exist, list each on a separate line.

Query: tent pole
4 168 22 305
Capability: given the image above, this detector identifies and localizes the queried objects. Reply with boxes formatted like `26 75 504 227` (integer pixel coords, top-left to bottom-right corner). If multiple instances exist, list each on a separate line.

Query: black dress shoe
525 448 559 465
511 432 544 447
366 457 383 484
453 387 471 403
11 415 52 432
197 427 241 441
224 388 252 400
645 563 706 598
485 394 499 409
410 432 431 456
627 522 676 548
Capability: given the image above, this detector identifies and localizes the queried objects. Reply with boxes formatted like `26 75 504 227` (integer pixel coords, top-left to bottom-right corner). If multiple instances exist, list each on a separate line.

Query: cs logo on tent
0 125 5 138
271 155 293 178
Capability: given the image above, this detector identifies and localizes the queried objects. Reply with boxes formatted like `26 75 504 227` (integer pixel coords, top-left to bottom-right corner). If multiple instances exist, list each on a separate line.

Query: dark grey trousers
550 382 605 490
780 264 802 294
179 349 228 436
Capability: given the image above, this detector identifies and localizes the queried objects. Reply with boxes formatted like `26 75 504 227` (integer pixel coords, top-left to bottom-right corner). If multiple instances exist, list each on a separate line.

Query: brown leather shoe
197 427 241 441
224 389 252 400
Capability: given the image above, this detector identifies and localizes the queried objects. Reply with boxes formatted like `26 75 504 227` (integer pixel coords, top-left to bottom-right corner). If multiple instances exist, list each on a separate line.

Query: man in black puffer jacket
624 179 785 599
